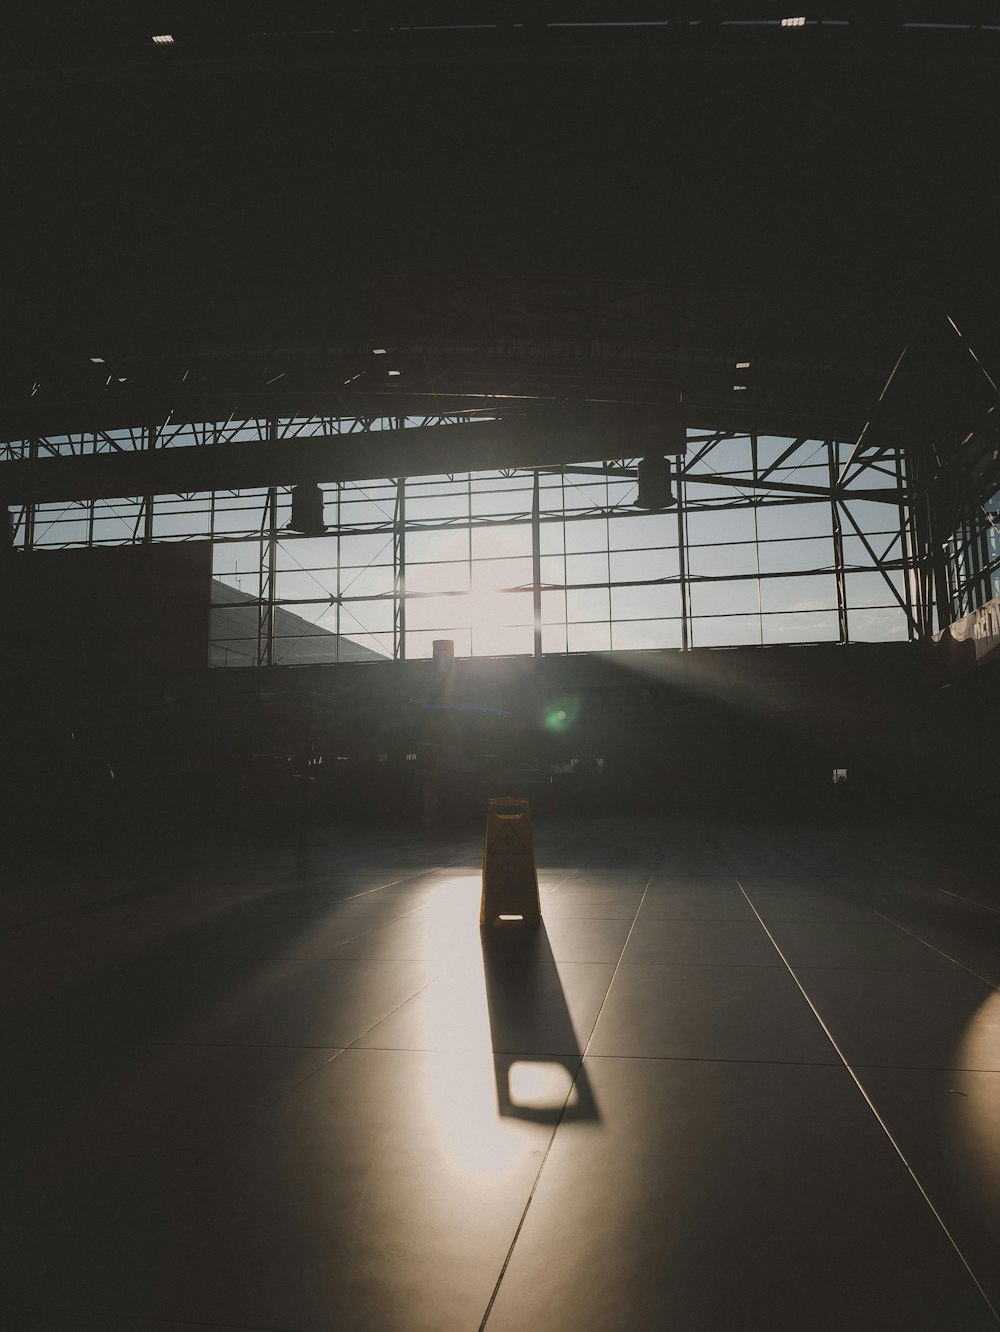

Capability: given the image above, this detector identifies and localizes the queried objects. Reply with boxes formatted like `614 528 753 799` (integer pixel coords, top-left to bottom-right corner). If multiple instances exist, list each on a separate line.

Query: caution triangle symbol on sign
488 824 527 856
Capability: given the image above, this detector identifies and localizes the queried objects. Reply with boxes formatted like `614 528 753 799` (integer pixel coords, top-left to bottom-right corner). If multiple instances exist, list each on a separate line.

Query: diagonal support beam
837 498 920 636
837 342 910 488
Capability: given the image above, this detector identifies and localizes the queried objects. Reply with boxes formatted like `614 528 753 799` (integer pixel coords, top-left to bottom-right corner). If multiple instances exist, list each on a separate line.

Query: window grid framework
9 427 915 664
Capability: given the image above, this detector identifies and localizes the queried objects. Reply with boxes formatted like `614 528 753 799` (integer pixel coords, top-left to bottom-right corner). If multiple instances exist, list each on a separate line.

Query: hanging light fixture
288 484 327 535
635 456 676 509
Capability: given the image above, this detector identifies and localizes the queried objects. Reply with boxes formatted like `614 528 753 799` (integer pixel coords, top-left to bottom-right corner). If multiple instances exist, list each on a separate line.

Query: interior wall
9 629 991 854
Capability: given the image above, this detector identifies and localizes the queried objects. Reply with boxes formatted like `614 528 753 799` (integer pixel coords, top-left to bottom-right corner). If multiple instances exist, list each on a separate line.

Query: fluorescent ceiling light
89 356 105 364
388 369 401 377
372 347 387 355
736 360 750 369
781 17 806 27
152 34 175 45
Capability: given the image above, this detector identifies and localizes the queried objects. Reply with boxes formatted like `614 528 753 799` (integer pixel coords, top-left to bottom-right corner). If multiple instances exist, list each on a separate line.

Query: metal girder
557 461 901 503
0 412 686 506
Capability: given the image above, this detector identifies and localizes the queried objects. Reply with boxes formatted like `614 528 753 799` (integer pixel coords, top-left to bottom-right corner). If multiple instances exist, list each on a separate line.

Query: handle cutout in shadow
480 918 599 1125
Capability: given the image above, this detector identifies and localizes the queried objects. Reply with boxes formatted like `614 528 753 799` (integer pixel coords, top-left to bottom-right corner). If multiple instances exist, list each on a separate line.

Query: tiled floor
2 818 999 1330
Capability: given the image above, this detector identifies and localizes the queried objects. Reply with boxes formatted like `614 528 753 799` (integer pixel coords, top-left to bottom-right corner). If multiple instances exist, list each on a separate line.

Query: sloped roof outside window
210 580 387 665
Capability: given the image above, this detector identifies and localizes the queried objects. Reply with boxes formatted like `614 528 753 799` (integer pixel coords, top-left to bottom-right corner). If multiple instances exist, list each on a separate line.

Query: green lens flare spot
544 697 580 732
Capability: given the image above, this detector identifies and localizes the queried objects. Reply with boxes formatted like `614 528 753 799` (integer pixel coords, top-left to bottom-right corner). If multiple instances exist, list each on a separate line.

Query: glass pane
92 513 140 543
471 623 534 657
407 628 472 659
271 635 342 665
540 589 567 625
407 491 468 522
472 556 533 592
340 598 395 635
702 436 752 471
610 548 676 581
758 536 831 574
338 564 394 598
845 571 903 609
562 477 608 514
473 525 531 559
849 607 909 642
34 511 91 545
611 584 678 620
761 611 840 644
842 534 900 566
407 529 467 563
756 502 832 541
567 587 610 622
540 555 565 585
690 615 762 647
213 540 258 580
407 561 469 594
565 552 609 584
608 514 674 550
611 619 683 650
276 569 338 599
565 518 608 555
840 498 901 536
686 509 757 544
606 479 635 506
542 624 567 653
471 479 532 517
491 590 533 626
276 600 335 631
688 580 760 616
568 622 611 652
339 491 395 524
335 533 394 567
277 535 339 569
213 493 267 534
687 542 757 578
539 521 565 555
759 573 837 613
405 594 467 632
152 494 212 539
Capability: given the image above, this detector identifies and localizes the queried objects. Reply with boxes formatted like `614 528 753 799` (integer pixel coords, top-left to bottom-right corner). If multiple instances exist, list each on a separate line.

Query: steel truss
9 421 914 659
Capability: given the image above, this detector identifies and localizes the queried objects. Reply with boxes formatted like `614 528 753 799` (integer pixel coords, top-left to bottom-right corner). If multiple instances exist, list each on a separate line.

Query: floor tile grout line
613 959 969 971
865 906 1000 992
14 1040 991 1070
937 888 1000 917
158 1047 348 1186
153 978 439 1187
345 979 437 1052
476 855 658 1332
738 876 1000 1327
762 843 1000 992
578 1051 1000 1070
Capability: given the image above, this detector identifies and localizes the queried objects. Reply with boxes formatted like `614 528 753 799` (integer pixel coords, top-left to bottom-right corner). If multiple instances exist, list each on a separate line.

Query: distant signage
927 594 1000 683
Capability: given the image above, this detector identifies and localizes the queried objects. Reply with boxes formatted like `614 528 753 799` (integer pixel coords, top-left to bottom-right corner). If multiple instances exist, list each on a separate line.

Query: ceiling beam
0 412 688 506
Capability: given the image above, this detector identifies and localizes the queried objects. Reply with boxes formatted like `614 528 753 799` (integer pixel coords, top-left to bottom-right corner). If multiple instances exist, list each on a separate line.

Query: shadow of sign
480 919 599 1126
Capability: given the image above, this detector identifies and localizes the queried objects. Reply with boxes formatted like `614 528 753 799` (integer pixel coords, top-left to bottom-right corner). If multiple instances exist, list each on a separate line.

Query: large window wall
937 485 1000 624
9 425 915 664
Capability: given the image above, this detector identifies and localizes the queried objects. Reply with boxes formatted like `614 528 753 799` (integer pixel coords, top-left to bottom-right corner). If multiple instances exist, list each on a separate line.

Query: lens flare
544 697 581 732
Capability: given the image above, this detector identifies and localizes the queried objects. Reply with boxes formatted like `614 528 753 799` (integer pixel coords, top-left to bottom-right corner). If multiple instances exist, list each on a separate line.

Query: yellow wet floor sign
481 796 541 926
